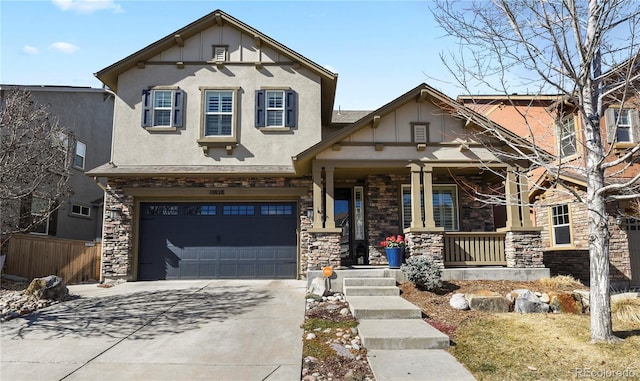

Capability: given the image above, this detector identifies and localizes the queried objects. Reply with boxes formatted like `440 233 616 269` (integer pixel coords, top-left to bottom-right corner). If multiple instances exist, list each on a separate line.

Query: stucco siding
111 64 322 167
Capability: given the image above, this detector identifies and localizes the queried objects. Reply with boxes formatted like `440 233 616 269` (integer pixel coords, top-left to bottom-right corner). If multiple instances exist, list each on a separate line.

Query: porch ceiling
331 166 505 181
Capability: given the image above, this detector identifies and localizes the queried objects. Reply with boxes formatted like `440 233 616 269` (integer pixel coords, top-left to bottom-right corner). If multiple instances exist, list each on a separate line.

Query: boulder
573 290 590 311
307 276 327 297
24 275 68 301
514 290 549 313
465 290 510 312
548 292 583 314
450 293 470 310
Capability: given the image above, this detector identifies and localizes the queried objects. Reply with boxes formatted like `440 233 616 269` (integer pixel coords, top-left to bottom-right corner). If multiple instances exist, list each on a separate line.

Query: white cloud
52 0 123 14
22 45 39 55
48 42 80 54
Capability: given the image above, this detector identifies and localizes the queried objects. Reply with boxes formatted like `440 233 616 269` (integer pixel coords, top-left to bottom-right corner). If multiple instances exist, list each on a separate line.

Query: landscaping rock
573 289 590 309
549 292 583 314
465 290 510 312
540 293 550 303
330 343 355 359
24 275 68 301
308 276 327 297
450 293 470 310
513 290 549 313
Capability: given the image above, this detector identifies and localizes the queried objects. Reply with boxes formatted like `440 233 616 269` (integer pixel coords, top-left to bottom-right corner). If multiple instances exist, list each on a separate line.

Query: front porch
302 162 543 273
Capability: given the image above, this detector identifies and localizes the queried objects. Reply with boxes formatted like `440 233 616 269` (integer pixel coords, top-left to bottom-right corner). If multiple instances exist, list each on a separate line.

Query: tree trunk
582 68 618 344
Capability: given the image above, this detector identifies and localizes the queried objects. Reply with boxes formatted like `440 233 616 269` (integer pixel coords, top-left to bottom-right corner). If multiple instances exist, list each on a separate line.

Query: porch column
312 161 324 228
410 164 424 229
324 166 336 229
518 169 533 228
422 165 437 229
504 167 520 229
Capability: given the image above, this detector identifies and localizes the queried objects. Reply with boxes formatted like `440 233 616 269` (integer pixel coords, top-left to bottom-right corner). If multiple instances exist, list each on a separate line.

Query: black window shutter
285 90 297 127
173 90 184 127
141 90 152 127
255 90 265 127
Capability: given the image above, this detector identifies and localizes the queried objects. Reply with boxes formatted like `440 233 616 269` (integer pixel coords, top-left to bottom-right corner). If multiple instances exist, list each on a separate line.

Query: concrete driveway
1 279 306 381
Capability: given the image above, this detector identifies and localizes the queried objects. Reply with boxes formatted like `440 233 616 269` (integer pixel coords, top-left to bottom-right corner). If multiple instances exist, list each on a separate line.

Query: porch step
358 319 450 350
344 286 400 297
343 277 397 287
347 296 423 319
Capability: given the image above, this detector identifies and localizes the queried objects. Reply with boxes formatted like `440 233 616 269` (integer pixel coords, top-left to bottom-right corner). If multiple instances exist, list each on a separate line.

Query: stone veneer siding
304 232 342 270
535 187 633 283
505 231 544 268
404 232 445 268
364 174 499 265
102 176 313 281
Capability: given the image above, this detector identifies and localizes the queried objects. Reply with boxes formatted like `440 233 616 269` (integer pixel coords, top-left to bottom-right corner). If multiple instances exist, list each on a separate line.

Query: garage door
138 202 297 280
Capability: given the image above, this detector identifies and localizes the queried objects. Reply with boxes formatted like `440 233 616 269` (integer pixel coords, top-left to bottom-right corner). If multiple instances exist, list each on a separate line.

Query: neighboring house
459 85 640 287
88 9 544 282
0 85 114 242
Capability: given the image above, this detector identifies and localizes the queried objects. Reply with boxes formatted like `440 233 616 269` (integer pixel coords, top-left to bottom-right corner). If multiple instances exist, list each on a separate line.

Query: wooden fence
4 234 101 284
444 232 506 266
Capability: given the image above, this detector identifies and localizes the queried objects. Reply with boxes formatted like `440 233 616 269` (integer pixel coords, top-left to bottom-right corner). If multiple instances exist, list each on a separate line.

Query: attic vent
413 124 428 143
213 46 227 62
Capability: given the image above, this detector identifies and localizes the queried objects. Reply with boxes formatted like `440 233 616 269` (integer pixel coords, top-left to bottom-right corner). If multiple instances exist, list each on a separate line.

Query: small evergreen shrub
401 255 442 291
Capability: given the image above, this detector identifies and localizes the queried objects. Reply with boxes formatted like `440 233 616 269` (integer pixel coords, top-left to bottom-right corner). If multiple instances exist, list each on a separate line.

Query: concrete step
343 277 397 287
367 349 476 381
358 319 449 350
344 286 400 297
347 296 422 319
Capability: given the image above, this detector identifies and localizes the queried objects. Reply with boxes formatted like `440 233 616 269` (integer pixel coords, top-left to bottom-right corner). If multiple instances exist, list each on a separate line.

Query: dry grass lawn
451 311 640 380
400 279 640 381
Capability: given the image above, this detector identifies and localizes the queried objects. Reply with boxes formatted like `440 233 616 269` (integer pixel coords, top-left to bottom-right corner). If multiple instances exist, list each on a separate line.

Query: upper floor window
74 140 86 169
605 107 639 144
71 203 91 217
556 116 576 158
550 204 572 247
204 90 234 137
255 89 297 128
142 88 184 128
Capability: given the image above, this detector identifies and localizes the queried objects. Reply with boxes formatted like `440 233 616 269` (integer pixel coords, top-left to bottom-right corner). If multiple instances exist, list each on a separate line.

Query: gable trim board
95 9 337 126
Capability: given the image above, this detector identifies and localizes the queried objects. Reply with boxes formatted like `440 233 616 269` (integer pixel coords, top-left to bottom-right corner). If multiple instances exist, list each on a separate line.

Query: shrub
539 275 584 290
401 255 442 291
612 298 640 322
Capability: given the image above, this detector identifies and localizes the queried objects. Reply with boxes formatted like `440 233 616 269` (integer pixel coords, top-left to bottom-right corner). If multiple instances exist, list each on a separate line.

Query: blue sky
1 0 470 110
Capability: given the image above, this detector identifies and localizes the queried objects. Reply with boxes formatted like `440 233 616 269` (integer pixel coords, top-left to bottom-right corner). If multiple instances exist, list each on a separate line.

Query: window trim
401 184 459 231
141 87 184 129
70 203 91 218
29 197 52 235
605 107 639 146
198 87 239 147
74 140 86 170
556 116 577 159
256 88 297 130
549 203 573 248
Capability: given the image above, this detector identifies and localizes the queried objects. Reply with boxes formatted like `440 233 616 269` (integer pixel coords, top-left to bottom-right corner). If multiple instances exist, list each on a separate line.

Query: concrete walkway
343 276 476 381
1 280 306 381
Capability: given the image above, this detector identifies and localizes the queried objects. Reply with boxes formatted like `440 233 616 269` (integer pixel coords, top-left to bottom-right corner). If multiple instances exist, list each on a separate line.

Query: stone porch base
306 266 551 293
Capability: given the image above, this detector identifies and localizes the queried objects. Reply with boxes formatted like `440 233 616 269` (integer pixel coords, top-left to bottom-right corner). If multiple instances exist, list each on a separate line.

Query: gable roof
293 83 545 173
95 9 338 125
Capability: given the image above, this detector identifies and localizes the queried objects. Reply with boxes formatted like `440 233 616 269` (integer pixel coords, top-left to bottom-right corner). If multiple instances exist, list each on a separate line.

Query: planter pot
385 247 404 269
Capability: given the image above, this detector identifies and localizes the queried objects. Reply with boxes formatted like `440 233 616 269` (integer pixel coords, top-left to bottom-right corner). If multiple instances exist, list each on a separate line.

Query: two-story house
0 85 114 242
89 10 547 282
459 85 640 287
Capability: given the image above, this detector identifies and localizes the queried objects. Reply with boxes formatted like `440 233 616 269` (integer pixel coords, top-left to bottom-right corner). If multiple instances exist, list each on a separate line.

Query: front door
627 218 640 286
335 187 367 266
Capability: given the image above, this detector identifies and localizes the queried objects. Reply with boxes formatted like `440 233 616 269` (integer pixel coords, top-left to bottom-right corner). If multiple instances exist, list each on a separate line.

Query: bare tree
432 0 640 343
0 89 74 245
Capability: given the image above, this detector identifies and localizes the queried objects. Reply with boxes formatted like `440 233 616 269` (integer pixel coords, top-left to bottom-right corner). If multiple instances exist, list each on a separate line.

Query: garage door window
145 205 179 216
185 205 216 215
261 204 293 215
224 205 254 215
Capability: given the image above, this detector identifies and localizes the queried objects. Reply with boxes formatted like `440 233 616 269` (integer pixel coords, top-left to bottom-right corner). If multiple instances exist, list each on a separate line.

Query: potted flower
380 235 406 269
